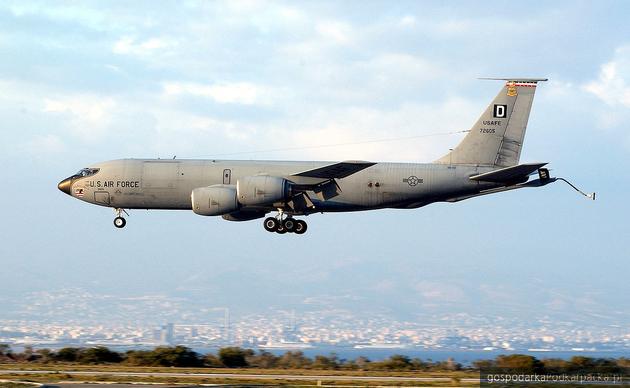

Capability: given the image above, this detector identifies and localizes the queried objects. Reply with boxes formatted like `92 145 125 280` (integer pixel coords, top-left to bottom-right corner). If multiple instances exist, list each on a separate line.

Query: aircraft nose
58 178 72 195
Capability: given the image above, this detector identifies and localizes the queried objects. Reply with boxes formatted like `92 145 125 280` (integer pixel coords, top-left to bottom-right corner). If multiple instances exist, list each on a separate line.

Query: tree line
0 344 628 373
474 354 630 374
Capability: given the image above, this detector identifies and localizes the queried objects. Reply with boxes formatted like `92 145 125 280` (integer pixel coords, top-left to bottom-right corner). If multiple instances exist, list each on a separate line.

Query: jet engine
237 175 291 206
191 185 239 216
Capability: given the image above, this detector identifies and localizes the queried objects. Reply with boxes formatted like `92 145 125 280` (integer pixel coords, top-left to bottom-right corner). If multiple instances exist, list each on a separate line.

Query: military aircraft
58 78 593 234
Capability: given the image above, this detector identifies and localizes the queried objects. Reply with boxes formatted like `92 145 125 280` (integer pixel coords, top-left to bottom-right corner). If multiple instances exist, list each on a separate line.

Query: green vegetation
0 343 628 376
474 353 630 374
218 346 251 367
55 346 122 364
0 343 466 371
125 345 202 367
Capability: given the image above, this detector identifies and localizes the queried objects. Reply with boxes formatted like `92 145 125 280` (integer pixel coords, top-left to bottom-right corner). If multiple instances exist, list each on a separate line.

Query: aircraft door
94 191 110 205
223 169 231 184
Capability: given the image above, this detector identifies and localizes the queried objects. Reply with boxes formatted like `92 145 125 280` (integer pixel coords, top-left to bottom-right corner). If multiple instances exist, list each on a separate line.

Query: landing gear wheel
263 217 279 232
294 220 308 235
282 218 296 233
113 217 126 229
276 225 287 234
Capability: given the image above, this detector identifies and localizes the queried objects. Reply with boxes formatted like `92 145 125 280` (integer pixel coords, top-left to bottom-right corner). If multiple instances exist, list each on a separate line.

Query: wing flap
469 162 547 183
294 161 376 179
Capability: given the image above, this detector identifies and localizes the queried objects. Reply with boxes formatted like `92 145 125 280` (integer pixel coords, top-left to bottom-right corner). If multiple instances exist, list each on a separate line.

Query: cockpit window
73 168 100 178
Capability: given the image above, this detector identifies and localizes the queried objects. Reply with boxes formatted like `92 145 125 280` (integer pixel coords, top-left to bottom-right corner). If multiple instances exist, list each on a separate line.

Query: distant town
2 312 629 355
2 317 629 354
2 288 628 356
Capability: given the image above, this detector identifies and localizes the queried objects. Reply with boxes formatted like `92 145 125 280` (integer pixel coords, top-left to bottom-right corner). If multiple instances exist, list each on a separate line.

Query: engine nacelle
237 175 290 206
191 185 238 216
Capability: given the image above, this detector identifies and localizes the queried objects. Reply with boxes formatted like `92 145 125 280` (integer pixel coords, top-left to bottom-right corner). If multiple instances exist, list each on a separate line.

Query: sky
1 1 629 327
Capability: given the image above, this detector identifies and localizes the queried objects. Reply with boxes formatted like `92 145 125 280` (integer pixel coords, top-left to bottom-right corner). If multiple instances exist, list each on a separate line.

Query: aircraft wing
469 162 548 184
293 161 376 179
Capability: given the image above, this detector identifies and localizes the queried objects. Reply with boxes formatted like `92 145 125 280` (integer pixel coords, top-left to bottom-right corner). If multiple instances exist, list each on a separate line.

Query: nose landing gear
113 208 129 229
263 209 308 235
114 216 126 228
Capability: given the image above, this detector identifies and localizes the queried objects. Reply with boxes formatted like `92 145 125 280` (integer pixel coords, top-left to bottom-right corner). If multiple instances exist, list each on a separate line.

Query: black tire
263 217 279 232
294 220 307 234
282 218 296 233
114 217 126 228
276 225 287 234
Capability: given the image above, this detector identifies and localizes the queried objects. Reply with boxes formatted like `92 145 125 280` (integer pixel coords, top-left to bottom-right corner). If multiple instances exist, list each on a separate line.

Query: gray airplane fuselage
59 79 564 232
63 159 499 213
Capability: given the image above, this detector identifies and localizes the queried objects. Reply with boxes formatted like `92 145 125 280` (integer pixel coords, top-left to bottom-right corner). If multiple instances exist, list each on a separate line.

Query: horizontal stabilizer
446 176 557 203
294 161 376 179
469 162 548 184
478 77 548 82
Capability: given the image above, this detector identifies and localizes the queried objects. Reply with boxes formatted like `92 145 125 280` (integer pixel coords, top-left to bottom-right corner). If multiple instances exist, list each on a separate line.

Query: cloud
581 46 630 143
43 95 117 140
284 97 476 162
5 2 116 32
0 0 627 332
583 45 630 108
315 21 353 45
23 134 66 155
162 81 269 105
113 36 176 56
360 53 446 92
0 2 593 162
2 76 263 158
399 15 416 27
150 107 257 146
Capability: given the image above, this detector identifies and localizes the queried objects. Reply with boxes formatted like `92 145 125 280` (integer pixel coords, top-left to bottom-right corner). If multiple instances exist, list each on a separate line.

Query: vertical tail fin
436 78 547 167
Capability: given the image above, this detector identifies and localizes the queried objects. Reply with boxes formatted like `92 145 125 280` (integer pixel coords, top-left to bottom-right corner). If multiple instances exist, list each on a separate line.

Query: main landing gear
263 210 307 235
113 208 129 229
